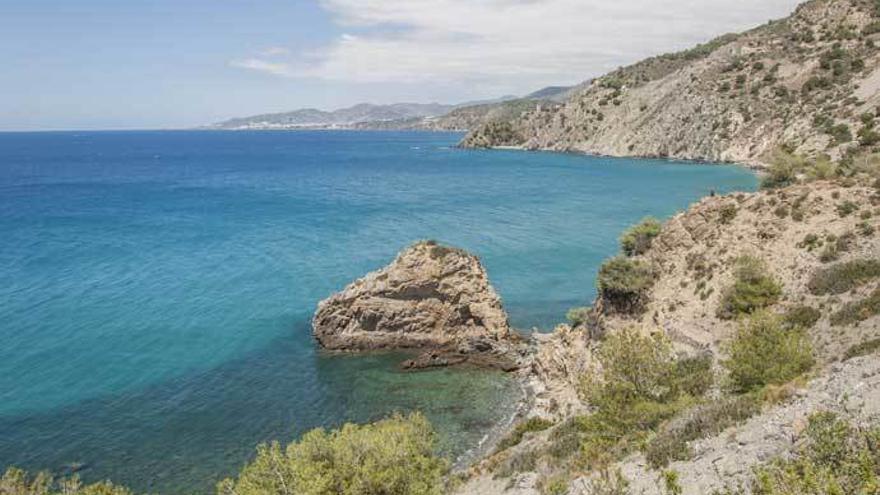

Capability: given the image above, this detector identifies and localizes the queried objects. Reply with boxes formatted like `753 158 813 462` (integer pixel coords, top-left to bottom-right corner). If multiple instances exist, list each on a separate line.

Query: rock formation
312 240 521 369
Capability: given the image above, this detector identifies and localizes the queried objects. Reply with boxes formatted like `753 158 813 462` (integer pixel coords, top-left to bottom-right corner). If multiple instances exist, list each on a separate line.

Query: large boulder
313 241 518 367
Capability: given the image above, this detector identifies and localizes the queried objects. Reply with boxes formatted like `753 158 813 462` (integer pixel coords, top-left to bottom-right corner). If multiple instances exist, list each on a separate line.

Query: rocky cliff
463 0 880 166
456 175 880 494
313 240 521 369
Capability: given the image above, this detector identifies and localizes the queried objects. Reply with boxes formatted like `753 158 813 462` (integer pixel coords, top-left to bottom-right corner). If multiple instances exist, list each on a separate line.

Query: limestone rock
312 240 513 357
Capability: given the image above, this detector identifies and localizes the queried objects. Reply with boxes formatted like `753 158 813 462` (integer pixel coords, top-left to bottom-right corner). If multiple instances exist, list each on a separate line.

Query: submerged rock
312 241 520 369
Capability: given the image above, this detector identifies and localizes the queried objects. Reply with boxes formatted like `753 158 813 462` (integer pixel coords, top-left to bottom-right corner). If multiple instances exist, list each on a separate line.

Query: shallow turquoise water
0 130 757 492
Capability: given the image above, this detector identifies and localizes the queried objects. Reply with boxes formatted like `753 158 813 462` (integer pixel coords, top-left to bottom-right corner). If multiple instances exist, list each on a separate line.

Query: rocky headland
312 240 524 370
461 0 880 168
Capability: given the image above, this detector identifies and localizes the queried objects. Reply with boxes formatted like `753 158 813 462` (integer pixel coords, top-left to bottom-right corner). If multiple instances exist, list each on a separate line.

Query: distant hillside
209 102 456 130
524 85 578 102
462 0 880 167
208 91 565 132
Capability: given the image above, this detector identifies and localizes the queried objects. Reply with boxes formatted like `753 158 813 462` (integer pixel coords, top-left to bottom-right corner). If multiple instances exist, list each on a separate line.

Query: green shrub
741 413 880 495
0 468 132 495
540 474 570 495
782 305 822 329
807 259 880 295
217 413 447 495
719 204 738 224
760 151 803 189
588 329 679 406
645 394 762 468
805 156 838 180
723 311 814 393
587 469 631 495
836 200 859 217
495 417 554 452
843 337 880 360
566 306 592 327
818 232 854 263
716 256 783 320
827 123 853 144
859 126 880 146
597 257 655 314
620 217 662 256
798 233 822 251
830 288 880 326
569 330 711 470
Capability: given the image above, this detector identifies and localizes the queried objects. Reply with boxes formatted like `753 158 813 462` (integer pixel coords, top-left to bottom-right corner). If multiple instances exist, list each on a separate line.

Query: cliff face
463 0 880 166
457 177 880 494
312 241 514 358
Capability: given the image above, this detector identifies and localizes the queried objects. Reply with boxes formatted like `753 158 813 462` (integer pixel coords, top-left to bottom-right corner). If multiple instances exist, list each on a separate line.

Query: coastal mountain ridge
462 0 880 167
207 86 574 131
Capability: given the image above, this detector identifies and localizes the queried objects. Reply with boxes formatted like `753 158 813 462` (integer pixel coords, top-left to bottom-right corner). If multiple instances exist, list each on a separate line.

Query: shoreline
475 143 768 172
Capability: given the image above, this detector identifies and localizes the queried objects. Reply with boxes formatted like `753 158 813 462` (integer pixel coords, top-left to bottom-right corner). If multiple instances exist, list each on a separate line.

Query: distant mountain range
206 86 576 131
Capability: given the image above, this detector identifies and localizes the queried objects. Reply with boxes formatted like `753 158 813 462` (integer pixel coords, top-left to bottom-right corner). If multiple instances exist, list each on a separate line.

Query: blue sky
1 0 802 131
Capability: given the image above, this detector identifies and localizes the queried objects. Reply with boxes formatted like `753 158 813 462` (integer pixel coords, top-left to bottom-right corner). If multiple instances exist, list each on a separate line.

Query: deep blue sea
0 130 757 493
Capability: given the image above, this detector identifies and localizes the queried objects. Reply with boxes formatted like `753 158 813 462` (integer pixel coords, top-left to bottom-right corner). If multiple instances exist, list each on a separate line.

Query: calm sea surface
0 130 757 492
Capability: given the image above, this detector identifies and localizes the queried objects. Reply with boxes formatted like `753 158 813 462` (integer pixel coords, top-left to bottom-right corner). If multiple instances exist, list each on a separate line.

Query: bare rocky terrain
462 0 880 167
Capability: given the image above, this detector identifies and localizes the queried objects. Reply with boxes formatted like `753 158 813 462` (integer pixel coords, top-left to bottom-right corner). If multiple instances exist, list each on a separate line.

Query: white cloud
233 0 803 93
229 58 295 77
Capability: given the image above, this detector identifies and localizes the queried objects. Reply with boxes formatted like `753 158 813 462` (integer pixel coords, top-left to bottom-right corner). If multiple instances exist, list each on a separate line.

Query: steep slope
463 0 880 166
456 176 880 494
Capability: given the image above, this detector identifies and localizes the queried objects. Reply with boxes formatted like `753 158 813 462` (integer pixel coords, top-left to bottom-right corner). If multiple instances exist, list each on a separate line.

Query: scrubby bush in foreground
0 468 132 495
566 306 592 327
620 217 662 256
717 413 880 495
597 257 655 314
645 394 762 468
716 256 782 320
217 413 447 495
561 330 712 470
807 259 880 295
723 311 814 393
495 417 554 453
781 305 822 329
831 287 880 326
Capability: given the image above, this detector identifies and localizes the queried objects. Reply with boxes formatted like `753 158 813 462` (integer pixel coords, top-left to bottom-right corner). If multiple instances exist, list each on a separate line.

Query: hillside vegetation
463 0 880 166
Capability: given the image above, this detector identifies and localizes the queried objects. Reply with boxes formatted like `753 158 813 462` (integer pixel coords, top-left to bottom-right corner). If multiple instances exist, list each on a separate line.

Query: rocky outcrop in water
312 240 522 369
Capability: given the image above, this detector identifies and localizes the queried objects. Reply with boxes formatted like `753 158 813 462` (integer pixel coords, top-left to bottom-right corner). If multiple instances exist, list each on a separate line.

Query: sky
0 0 805 131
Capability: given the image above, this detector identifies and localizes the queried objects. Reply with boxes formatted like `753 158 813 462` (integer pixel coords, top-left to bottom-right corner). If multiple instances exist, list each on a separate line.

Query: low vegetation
717 256 783 320
566 306 592 327
716 413 880 495
843 337 880 360
217 413 447 495
722 310 814 393
645 394 762 468
807 259 880 295
495 417 554 453
597 257 655 314
0 469 132 495
557 330 713 471
620 217 662 256
831 287 880 326
781 305 822 329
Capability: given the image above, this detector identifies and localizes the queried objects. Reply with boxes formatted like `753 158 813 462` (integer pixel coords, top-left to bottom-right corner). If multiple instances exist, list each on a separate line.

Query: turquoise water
0 130 757 492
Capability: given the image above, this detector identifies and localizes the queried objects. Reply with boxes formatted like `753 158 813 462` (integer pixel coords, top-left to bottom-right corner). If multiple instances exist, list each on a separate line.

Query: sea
0 130 757 493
